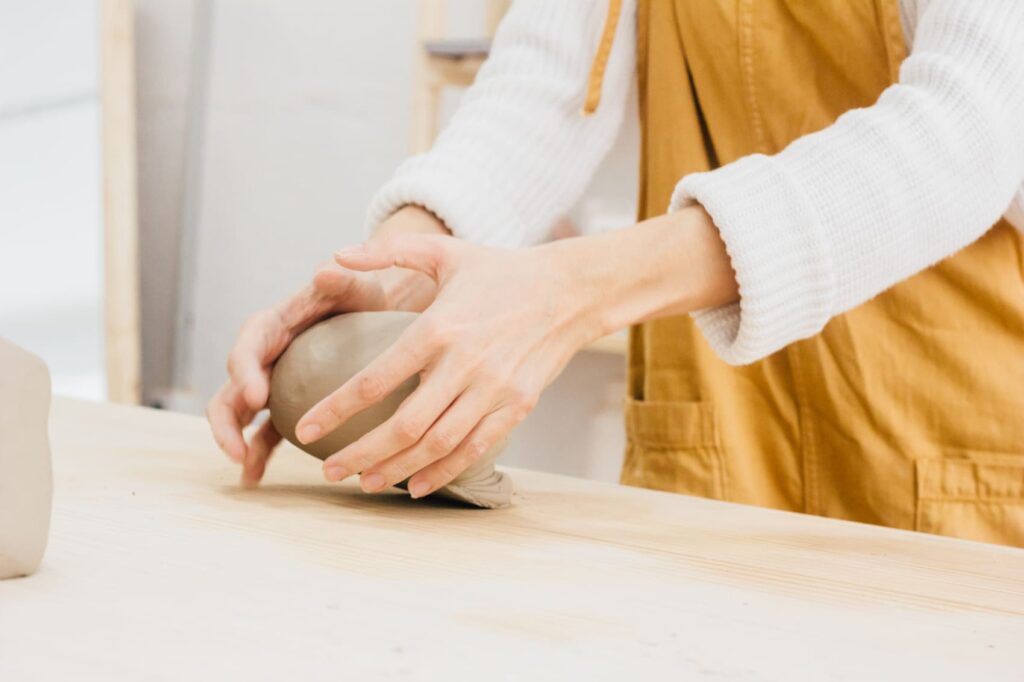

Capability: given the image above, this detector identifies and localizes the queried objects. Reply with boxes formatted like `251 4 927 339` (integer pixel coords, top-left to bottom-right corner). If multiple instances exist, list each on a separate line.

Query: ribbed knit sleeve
673 0 1024 365
366 0 636 247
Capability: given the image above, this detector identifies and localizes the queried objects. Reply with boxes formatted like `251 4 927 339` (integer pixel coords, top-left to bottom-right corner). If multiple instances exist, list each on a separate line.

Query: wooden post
410 0 445 153
100 0 142 404
484 0 511 36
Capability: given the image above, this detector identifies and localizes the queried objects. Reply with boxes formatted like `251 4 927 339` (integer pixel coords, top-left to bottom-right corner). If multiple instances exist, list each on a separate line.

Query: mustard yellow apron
611 0 1024 546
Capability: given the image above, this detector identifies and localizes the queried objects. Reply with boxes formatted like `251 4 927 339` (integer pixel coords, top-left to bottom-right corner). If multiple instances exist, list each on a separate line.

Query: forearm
551 205 738 343
674 0 1024 364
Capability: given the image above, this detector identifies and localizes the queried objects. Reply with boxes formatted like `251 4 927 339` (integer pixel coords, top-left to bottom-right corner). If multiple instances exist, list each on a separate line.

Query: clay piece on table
0 339 53 579
269 311 513 509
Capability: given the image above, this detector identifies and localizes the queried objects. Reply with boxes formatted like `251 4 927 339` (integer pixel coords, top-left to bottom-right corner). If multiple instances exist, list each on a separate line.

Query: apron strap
582 0 623 115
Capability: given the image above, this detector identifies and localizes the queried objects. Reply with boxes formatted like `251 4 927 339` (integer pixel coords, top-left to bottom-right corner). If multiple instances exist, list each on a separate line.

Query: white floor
0 2 105 400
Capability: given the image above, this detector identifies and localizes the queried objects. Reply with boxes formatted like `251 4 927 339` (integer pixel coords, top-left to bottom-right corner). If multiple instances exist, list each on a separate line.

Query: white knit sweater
368 0 1024 365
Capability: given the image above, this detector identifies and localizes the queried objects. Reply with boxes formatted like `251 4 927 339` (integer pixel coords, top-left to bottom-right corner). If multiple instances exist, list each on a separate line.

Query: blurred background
1 2 103 399
0 0 639 481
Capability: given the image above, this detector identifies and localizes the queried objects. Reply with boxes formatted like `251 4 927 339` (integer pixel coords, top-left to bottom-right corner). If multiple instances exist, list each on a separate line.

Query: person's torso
623 0 1024 547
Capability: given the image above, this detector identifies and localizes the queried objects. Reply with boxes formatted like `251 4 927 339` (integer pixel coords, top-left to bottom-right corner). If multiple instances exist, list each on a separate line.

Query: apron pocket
620 397 725 499
915 454 1024 548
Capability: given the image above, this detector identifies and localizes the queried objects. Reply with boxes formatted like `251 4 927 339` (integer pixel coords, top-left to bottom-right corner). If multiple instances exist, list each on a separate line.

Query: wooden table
2 399 1022 680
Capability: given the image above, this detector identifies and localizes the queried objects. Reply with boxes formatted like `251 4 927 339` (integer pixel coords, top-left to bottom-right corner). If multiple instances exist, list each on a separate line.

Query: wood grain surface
1 398 1021 680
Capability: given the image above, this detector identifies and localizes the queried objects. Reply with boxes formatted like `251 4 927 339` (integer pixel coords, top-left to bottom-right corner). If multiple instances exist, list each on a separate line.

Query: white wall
135 0 197 407
138 1 635 481
0 1 104 400
184 1 423 404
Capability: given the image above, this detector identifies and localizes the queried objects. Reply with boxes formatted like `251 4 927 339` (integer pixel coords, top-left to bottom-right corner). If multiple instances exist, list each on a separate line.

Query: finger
312 267 358 299
334 234 453 282
240 419 283 488
311 268 387 311
294 315 439 444
322 357 469 488
228 286 337 411
206 384 252 463
358 388 490 491
226 312 279 410
276 282 331 329
406 406 520 499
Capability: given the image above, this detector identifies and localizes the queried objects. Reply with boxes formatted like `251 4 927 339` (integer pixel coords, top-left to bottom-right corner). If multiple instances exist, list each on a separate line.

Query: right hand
206 206 447 485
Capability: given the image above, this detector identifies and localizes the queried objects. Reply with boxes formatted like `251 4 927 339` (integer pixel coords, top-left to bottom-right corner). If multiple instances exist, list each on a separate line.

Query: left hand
294 233 603 499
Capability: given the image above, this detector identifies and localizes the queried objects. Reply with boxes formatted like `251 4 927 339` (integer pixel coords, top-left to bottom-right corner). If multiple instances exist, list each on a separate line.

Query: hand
295 205 738 498
295 233 601 499
206 269 390 485
206 206 447 486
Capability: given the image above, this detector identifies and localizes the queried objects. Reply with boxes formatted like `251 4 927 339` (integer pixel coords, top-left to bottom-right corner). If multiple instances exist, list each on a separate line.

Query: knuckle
454 345 485 371
512 405 534 423
352 454 373 474
428 242 450 272
464 439 489 462
355 374 388 402
239 310 269 336
377 234 399 253
437 463 459 484
236 314 256 335
388 460 412 482
509 386 538 419
418 317 453 350
393 415 425 445
475 362 507 388
323 398 345 422
207 409 225 434
427 428 460 456
225 352 240 377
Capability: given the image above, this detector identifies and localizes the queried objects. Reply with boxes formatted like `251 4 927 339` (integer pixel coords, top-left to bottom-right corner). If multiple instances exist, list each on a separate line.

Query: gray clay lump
268 311 512 509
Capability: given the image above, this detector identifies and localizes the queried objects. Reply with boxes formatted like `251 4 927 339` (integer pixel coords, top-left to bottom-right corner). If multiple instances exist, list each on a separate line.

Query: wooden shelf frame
100 0 142 403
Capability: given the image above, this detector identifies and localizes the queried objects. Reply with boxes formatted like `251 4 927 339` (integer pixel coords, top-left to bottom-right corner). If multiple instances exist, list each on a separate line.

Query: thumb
311 268 389 311
334 234 455 282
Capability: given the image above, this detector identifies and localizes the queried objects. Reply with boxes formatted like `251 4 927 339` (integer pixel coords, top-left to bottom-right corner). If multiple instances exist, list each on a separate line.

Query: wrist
555 204 738 338
375 204 452 238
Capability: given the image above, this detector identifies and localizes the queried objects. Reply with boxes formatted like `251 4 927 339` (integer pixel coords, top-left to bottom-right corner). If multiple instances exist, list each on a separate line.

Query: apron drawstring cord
582 0 623 115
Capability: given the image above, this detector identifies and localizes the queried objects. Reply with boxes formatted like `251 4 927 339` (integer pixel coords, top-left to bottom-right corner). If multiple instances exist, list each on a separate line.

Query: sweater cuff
365 156 529 249
1007 186 1024 233
672 154 835 365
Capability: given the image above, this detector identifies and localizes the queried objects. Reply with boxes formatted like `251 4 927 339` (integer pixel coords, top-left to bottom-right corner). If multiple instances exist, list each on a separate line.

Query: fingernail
323 464 348 482
297 424 321 444
409 481 432 499
361 473 386 493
